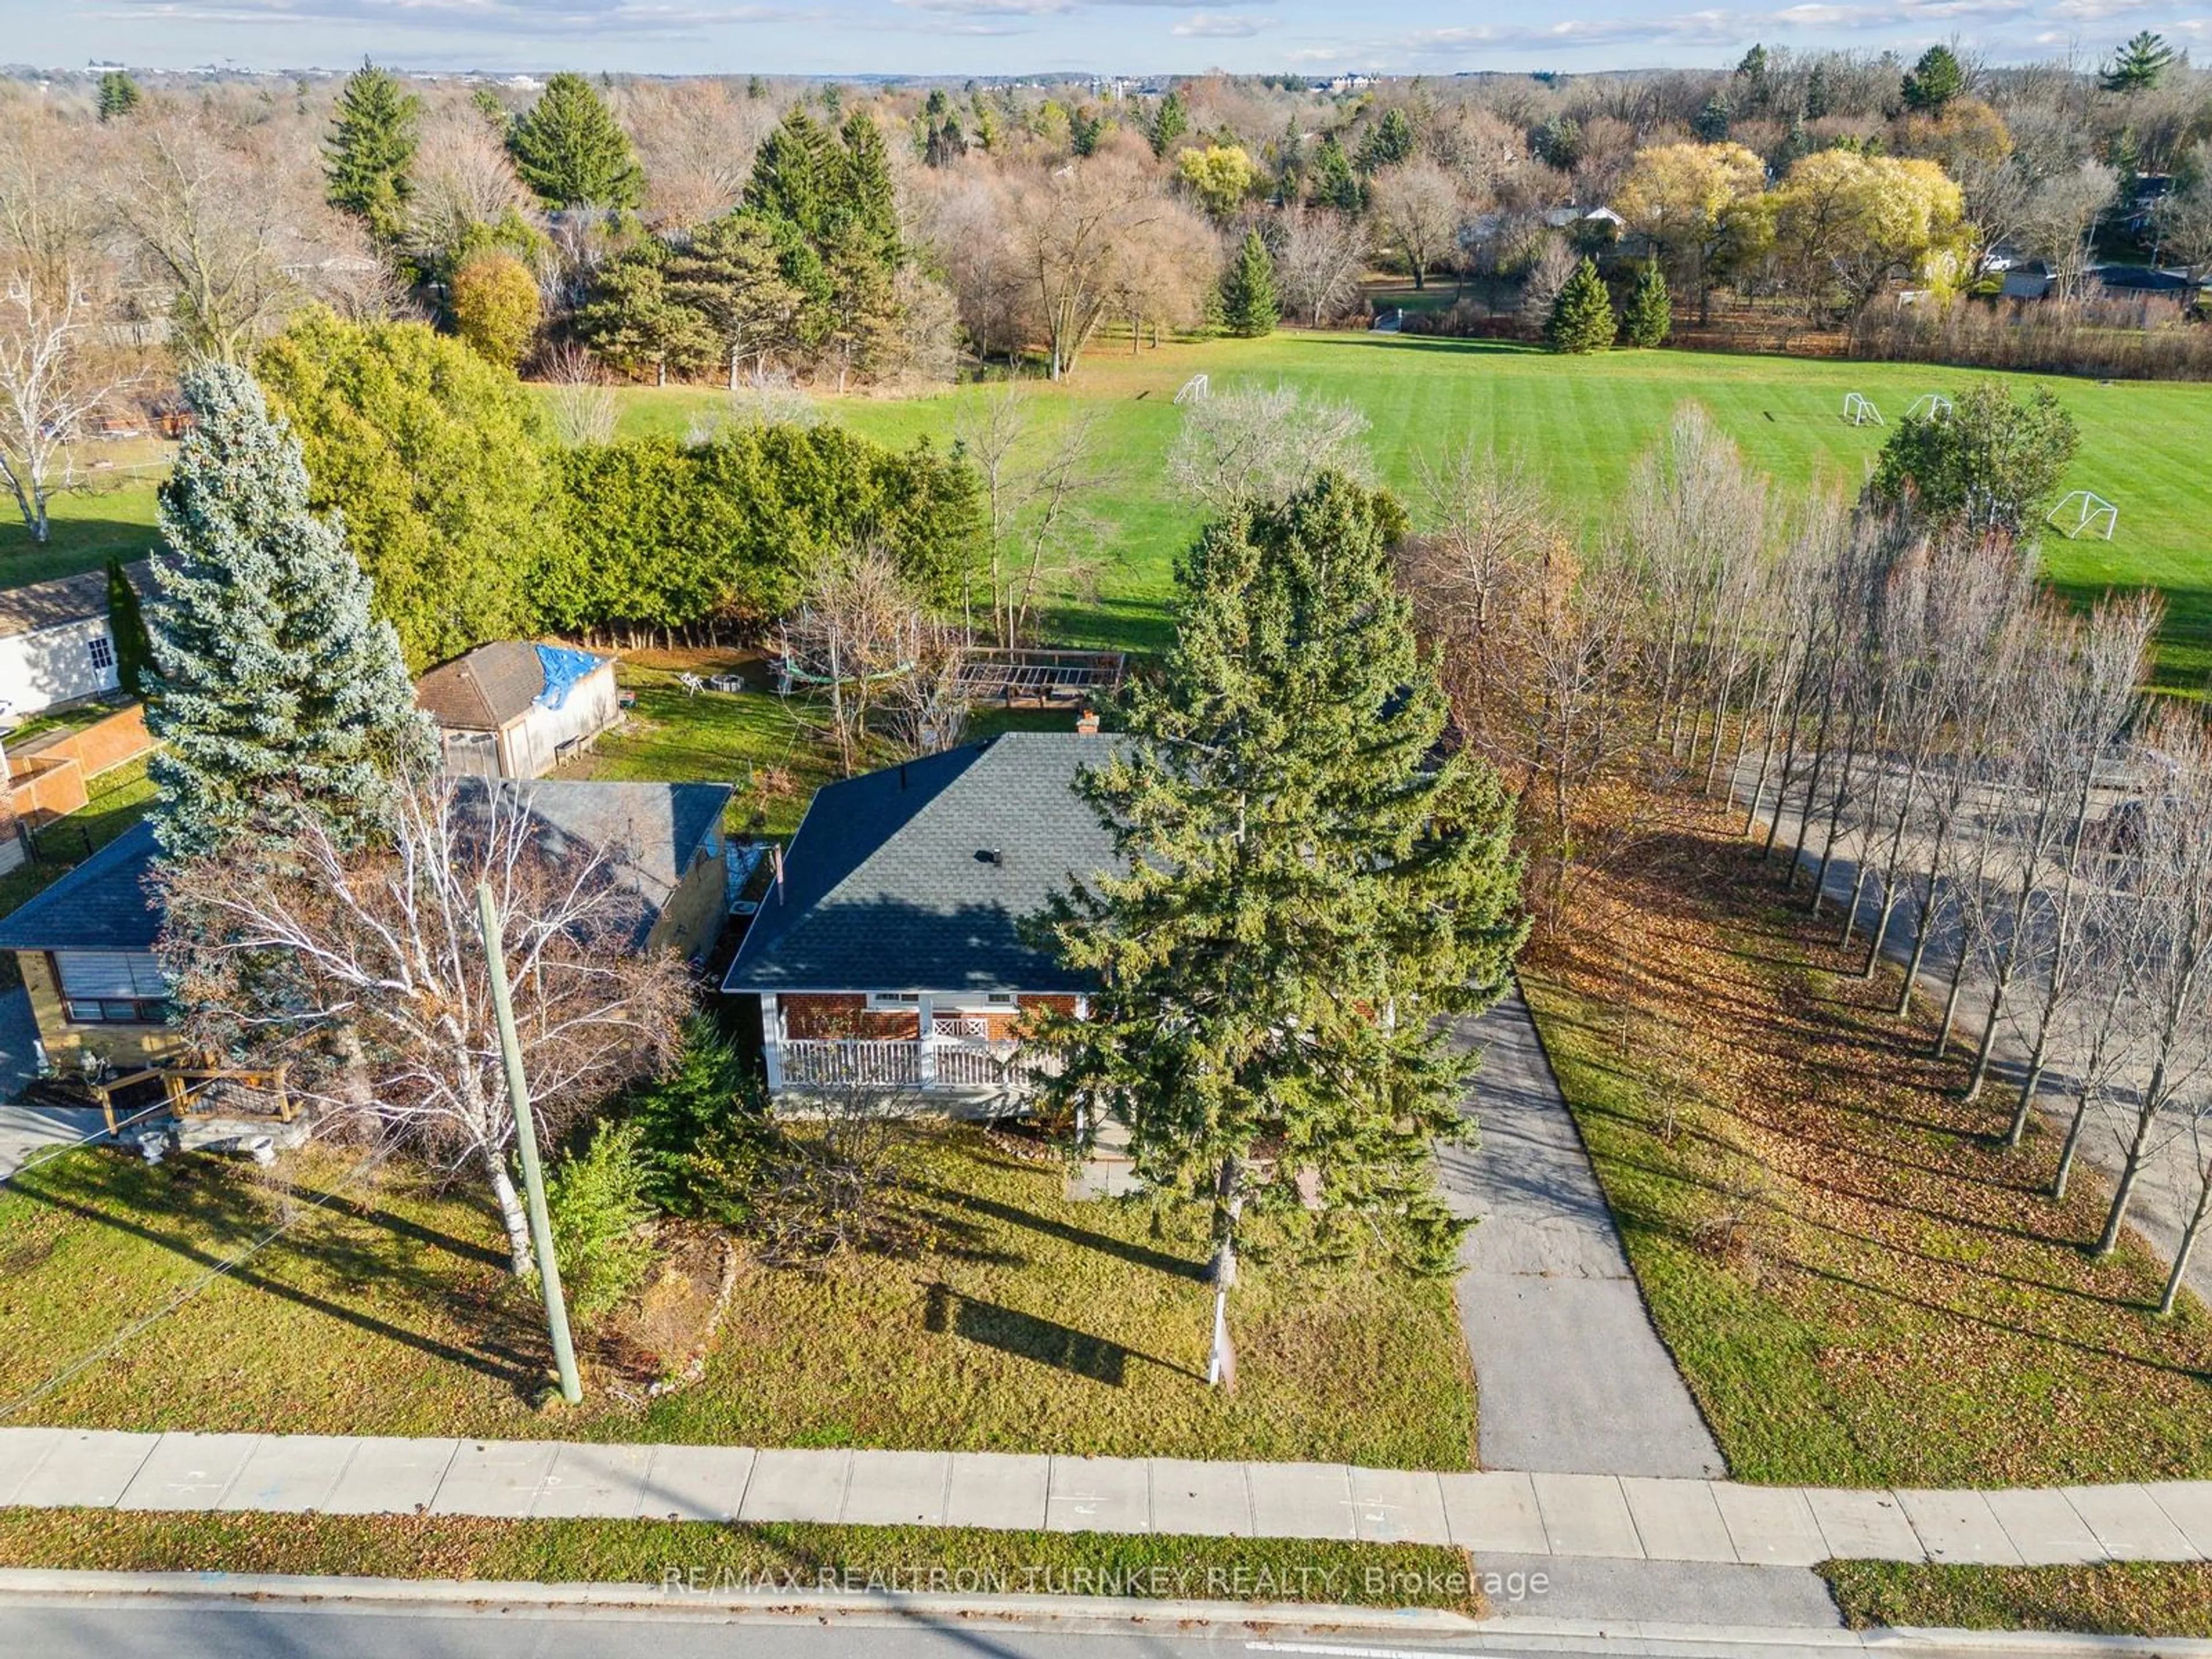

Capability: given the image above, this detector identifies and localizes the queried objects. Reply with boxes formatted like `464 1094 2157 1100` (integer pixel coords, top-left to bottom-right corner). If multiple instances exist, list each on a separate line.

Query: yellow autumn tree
1612 141 1771 321
1175 144 1259 223
1771 149 1965 320
449 249 543 370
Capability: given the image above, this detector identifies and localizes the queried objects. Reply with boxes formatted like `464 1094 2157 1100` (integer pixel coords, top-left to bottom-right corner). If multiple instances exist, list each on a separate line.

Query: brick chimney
1075 708 1100 737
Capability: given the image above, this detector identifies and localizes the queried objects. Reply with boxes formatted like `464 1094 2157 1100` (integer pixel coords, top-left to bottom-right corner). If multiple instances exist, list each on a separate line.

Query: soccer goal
1173 373 1210 406
2047 490 2118 541
1904 393 1954 421
1843 392 1884 426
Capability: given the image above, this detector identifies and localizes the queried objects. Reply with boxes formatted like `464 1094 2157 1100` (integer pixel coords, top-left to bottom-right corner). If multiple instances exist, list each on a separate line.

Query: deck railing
776 1037 1044 1093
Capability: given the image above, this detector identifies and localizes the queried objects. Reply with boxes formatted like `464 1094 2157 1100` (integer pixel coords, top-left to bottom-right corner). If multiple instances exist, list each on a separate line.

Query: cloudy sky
2 0 2198 78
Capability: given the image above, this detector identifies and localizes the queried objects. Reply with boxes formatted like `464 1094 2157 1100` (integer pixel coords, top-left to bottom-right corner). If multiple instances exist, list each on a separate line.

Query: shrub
541 1119 657 1325
624 1013 772 1225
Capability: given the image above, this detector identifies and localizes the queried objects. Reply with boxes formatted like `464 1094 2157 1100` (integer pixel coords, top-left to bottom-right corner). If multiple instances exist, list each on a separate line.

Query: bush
624 1013 772 1226
541 1119 656 1325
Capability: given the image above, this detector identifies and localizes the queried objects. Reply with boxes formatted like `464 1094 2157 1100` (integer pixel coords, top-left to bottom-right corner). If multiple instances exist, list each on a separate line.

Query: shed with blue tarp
415 639 622 780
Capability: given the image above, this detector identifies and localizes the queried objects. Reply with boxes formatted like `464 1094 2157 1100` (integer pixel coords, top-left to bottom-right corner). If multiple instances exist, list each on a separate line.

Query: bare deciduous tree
1165 381 1373 515
1368 159 1464 291
159 777 690 1275
1275 209 1366 328
953 382 1113 648
778 544 926 777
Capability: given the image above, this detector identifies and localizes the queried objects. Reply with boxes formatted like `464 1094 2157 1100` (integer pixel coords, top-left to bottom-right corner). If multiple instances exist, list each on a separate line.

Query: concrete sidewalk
1442 990 1725 1479
5 1426 2212 1570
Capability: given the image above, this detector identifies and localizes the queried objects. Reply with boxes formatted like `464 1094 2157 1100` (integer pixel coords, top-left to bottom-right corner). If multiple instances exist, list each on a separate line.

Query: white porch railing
776 1037 1043 1092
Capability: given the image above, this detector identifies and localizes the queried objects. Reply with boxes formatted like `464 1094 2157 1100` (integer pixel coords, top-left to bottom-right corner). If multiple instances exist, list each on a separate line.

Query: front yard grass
0 1508 1483 1609
1826 1560 2212 1638
1520 791 2212 1488
0 1124 1473 1469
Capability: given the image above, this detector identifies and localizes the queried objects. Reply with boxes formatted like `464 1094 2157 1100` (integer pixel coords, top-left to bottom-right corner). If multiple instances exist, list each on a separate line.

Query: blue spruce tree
147 363 431 859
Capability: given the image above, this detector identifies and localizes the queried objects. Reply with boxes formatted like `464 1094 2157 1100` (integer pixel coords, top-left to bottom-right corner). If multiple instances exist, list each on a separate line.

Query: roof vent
976 847 1004 867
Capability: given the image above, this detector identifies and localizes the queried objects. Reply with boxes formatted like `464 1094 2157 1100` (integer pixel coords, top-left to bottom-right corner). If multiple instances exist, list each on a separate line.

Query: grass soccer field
7 335 2205 677
607 332 2212 681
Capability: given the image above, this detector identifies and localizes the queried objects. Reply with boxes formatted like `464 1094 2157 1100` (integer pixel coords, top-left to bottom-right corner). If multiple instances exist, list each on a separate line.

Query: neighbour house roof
0 560 153 642
455 778 731 913
724 732 1124 998
0 820 162 953
415 641 609 733
0 782 729 957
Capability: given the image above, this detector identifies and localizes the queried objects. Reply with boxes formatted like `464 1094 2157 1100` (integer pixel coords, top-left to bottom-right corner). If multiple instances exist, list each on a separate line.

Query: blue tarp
534 643 604 712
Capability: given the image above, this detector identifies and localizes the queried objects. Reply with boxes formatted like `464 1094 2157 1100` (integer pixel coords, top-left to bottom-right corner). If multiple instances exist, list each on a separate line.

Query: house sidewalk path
5 1426 2212 1570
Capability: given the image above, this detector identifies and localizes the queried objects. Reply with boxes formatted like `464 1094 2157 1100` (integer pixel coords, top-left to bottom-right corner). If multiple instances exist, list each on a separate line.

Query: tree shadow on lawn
6 1155 543 1398
921 1281 1200 1385
1297 334 1548 361
906 1180 1209 1283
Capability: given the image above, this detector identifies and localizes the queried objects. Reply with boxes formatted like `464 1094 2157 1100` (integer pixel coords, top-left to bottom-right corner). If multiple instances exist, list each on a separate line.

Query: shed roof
724 732 1122 997
0 560 153 642
415 641 608 733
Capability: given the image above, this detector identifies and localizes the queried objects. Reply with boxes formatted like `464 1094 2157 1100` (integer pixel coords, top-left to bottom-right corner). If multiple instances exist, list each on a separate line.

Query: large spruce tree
1546 257 1617 353
324 60 421 246
1027 475 1525 1387
509 72 643 211
1220 231 1281 338
146 364 429 859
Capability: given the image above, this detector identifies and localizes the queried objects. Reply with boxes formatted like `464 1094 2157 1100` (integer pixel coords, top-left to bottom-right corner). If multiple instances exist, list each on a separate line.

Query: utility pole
475 882 582 1406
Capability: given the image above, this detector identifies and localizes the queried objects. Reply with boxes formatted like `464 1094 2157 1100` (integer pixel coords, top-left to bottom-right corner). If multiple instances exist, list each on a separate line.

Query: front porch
760 994 1073 1105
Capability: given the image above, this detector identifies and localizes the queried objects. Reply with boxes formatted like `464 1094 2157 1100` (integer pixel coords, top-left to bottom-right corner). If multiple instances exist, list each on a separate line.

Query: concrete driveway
1440 986 1726 1480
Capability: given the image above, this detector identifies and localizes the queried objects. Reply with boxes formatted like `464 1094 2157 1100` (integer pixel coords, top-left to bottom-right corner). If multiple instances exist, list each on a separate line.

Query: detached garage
415 641 619 781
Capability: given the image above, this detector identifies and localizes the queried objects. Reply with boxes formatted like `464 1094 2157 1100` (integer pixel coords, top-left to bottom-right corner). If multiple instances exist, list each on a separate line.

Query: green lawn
1827 1561 2212 1638
22 338 2206 676
0 1509 1483 1609
592 334 2212 676
0 1124 1474 1468
1521 794 2212 1489
0 450 164 589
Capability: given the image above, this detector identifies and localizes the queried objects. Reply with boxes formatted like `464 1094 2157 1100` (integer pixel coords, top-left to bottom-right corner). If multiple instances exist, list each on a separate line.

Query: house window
52 950 171 1026
86 635 116 676
866 992 922 1010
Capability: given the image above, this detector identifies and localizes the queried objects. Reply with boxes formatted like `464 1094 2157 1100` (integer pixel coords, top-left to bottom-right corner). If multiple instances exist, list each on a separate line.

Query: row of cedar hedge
535 426 980 641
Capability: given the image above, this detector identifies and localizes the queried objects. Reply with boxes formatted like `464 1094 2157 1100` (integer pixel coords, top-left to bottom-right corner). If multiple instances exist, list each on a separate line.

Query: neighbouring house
0 560 151 724
724 732 1119 1107
416 641 620 781
0 779 734 1078
458 778 736 964
2002 263 2055 301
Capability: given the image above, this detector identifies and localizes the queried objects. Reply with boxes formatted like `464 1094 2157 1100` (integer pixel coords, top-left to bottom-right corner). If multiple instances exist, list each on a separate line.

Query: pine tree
1027 475 1525 1388
1149 89 1189 158
324 60 421 247
96 71 141 123
2102 31 2176 94
1219 231 1280 338
105 557 154 698
1693 92 1732 142
1804 60 1833 120
744 107 838 241
838 109 902 261
1357 107 1415 173
1621 262 1671 348
1310 133 1362 213
1901 45 1965 115
508 72 643 211
146 363 430 859
1546 257 1617 353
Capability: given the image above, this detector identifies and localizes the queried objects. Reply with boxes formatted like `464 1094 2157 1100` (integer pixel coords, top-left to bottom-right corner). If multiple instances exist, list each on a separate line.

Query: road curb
0 1566 1488 1633
3 1567 2211 1656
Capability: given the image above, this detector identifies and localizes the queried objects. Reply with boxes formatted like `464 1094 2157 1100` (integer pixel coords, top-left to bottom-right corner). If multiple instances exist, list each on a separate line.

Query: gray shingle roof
0 820 162 952
723 732 1123 996
456 778 730 906
0 560 153 642
415 641 608 732
0 782 730 959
